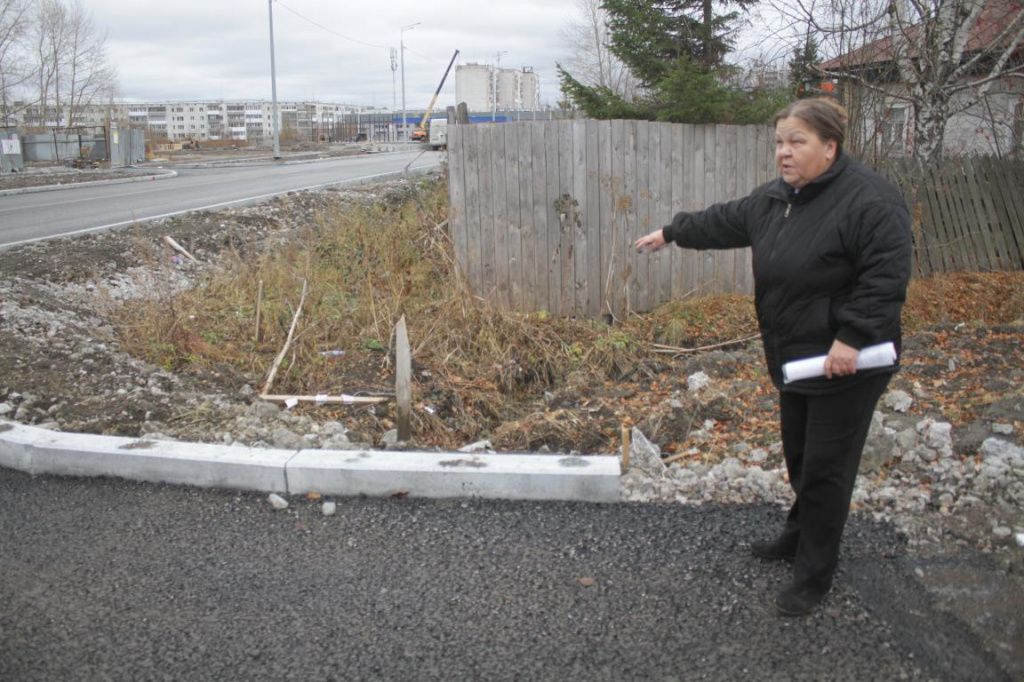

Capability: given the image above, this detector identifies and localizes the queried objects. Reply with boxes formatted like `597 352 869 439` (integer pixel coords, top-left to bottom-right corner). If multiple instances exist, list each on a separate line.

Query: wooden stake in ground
164 235 199 263
395 315 412 442
621 420 632 473
254 279 264 344
261 278 308 396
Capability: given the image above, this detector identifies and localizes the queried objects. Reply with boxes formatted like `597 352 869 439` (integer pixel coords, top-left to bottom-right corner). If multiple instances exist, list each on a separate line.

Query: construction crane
411 49 459 142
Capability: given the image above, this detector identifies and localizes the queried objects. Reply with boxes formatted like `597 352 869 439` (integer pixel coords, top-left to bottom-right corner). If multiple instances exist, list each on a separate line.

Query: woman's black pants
777 373 891 592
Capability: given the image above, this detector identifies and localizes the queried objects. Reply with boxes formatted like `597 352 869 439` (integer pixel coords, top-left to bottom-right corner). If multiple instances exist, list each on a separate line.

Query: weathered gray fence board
571 120 587 316
478 124 497 299
584 120 601 317
981 158 1024 268
486 124 509 308
448 125 469 279
463 125 483 289
518 123 538 312
597 120 613 318
634 121 651 313
503 124 524 309
656 123 674 305
669 123 686 300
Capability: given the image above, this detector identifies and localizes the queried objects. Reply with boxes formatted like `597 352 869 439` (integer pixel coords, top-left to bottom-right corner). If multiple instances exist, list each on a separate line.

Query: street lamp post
492 50 507 123
267 0 281 159
400 22 420 143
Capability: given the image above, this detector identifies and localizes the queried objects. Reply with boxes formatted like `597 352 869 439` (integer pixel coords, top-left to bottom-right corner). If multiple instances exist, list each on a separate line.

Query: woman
634 98 912 617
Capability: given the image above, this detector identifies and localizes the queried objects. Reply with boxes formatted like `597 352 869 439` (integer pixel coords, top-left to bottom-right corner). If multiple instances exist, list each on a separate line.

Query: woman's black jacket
661 153 912 394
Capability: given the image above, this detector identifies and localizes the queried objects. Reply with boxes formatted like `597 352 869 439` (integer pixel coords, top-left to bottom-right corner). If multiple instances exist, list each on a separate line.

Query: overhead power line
273 0 390 51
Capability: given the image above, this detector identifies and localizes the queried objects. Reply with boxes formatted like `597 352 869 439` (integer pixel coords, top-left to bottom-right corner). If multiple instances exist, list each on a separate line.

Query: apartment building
5 99 383 143
455 65 540 112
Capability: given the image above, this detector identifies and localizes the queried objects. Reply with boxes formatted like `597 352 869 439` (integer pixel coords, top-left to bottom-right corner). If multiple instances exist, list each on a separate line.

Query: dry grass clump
116 177 650 446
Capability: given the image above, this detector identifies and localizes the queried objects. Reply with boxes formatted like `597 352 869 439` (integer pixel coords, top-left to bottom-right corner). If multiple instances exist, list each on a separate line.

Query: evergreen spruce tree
559 0 786 124
788 35 821 97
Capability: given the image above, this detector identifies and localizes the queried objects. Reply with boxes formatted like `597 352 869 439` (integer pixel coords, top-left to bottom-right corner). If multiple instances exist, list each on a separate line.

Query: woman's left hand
824 339 859 379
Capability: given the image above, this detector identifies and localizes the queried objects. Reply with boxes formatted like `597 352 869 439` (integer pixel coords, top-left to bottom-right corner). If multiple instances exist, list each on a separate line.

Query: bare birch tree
774 0 1024 164
0 0 32 126
61 0 116 129
561 0 641 101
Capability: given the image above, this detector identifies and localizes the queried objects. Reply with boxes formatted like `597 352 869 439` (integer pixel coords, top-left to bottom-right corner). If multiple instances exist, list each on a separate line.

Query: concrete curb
0 169 178 197
0 421 621 503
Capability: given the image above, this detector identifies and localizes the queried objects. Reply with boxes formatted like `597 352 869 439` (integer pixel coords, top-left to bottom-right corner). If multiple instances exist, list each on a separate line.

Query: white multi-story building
5 99 385 143
455 64 540 112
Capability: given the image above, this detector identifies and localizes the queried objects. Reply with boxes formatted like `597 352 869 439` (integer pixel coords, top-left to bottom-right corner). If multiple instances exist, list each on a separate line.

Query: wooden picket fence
447 119 1024 317
887 157 1024 275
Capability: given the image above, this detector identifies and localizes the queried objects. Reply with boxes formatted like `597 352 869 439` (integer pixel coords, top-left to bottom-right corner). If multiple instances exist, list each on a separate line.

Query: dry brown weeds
116 176 1024 451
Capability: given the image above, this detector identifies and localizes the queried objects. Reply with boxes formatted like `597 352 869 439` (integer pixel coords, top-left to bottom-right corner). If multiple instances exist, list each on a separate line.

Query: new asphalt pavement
0 467 1008 681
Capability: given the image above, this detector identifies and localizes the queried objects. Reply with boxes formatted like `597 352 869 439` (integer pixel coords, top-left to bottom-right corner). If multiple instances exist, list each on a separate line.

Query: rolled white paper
782 341 897 384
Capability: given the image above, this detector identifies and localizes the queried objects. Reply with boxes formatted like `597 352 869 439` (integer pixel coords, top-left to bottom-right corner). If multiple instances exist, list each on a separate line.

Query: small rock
630 427 665 478
747 448 769 463
380 429 399 448
894 428 918 452
322 501 337 517
883 390 913 413
687 372 710 393
1016 533 1024 548
993 526 1012 540
271 427 305 450
0 403 12 416
916 419 953 458
980 438 1024 464
992 423 1015 436
321 421 348 437
268 493 288 510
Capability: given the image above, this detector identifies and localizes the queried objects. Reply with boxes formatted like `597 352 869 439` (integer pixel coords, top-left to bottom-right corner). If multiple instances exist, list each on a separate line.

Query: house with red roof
817 0 1023 160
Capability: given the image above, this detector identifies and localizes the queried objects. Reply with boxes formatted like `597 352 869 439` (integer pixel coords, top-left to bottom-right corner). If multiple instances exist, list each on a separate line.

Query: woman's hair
773 98 848 151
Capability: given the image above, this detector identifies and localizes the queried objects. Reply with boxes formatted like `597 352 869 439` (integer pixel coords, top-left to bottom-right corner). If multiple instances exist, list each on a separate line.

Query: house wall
842 79 1024 160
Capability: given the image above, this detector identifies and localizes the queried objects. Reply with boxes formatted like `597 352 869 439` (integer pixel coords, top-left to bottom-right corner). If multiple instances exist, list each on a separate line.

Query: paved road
0 468 1008 681
0 151 442 248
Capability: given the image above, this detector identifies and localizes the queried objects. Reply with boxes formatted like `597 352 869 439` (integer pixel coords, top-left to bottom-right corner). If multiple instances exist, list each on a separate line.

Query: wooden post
620 420 632 473
395 315 412 442
254 279 264 344
261 278 307 396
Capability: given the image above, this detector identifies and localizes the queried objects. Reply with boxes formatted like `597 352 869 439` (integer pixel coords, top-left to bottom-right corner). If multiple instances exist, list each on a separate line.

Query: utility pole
492 51 507 122
400 23 420 143
268 0 281 159
389 48 398 142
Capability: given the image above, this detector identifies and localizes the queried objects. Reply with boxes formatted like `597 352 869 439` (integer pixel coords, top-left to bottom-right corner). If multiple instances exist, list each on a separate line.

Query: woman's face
774 116 837 189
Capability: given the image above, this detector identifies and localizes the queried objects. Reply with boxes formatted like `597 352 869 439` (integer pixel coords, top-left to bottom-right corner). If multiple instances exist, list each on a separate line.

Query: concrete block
0 422 291 492
0 421 35 471
287 449 621 503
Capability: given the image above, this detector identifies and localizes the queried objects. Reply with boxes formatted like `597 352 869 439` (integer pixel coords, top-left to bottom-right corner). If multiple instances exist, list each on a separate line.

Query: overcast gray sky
85 0 578 108
85 0 789 109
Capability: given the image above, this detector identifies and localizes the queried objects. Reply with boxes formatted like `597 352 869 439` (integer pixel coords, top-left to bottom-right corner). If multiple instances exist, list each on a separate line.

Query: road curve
0 151 442 248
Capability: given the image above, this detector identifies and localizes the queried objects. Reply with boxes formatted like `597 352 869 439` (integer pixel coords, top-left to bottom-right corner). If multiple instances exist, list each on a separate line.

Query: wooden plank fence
448 120 775 318
448 120 1024 318
886 157 1024 275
